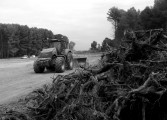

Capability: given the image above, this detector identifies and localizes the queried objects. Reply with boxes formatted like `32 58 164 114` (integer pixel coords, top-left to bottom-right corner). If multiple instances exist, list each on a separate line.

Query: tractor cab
49 39 69 54
49 39 69 48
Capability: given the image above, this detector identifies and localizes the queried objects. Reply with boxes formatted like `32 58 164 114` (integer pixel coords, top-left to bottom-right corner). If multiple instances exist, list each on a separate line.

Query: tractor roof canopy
49 39 61 42
49 39 69 49
48 39 68 43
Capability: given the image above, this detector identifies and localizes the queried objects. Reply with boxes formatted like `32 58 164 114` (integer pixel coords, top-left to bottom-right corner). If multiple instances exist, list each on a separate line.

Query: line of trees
0 24 76 58
100 0 167 51
0 24 54 58
90 38 115 52
90 41 101 51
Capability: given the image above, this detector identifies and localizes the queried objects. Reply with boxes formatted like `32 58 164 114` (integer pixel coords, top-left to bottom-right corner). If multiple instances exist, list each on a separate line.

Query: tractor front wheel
33 61 45 73
55 57 65 73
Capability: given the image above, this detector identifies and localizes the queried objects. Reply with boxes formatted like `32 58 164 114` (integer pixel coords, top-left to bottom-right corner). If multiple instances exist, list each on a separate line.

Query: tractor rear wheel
66 52 73 70
33 61 45 73
55 57 65 73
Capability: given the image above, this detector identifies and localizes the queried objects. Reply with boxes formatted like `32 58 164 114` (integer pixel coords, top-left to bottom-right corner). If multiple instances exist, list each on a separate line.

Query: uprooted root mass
1 29 167 120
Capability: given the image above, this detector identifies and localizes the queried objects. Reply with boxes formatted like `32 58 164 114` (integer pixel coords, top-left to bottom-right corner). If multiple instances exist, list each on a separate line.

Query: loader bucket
73 57 87 67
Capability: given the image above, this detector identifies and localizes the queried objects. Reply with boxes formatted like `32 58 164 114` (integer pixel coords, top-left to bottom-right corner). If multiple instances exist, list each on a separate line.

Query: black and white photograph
1 0 167 120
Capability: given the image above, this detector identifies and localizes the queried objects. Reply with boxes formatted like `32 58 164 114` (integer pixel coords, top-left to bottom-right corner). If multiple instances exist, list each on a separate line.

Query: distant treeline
0 23 55 58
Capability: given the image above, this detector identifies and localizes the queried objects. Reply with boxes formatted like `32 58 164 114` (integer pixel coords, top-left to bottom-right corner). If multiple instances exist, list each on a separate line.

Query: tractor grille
38 52 52 58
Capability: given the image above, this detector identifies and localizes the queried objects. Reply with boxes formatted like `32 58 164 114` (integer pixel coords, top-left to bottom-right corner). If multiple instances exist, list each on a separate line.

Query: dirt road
0 54 101 104
0 58 72 104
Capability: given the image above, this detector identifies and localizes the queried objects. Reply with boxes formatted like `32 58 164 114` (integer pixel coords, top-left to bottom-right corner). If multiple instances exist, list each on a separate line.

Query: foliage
0 26 9 58
91 41 97 50
54 34 69 43
101 38 115 51
140 7 166 29
0 24 71 58
107 7 125 33
0 24 54 58
107 0 167 47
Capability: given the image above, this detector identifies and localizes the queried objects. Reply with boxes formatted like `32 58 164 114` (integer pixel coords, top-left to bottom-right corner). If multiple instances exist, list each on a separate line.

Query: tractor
33 39 74 73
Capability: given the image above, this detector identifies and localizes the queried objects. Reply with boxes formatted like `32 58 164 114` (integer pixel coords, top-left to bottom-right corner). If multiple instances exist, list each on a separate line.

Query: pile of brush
1 29 167 120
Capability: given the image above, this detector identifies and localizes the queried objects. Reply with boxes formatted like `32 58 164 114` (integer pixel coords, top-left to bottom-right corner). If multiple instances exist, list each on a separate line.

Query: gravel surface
0 54 101 104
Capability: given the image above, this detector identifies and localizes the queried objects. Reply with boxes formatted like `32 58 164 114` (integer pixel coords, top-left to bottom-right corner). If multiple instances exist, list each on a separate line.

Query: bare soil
0 54 101 105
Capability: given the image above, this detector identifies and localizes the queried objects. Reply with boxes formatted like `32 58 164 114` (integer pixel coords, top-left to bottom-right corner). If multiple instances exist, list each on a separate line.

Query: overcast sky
0 0 154 50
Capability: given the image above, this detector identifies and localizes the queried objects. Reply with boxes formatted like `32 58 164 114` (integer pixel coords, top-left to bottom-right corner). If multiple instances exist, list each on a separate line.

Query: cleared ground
0 54 101 104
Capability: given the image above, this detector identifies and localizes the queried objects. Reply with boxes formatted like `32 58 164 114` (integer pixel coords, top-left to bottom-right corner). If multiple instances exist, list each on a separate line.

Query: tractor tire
55 57 65 73
33 61 45 73
66 52 73 70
